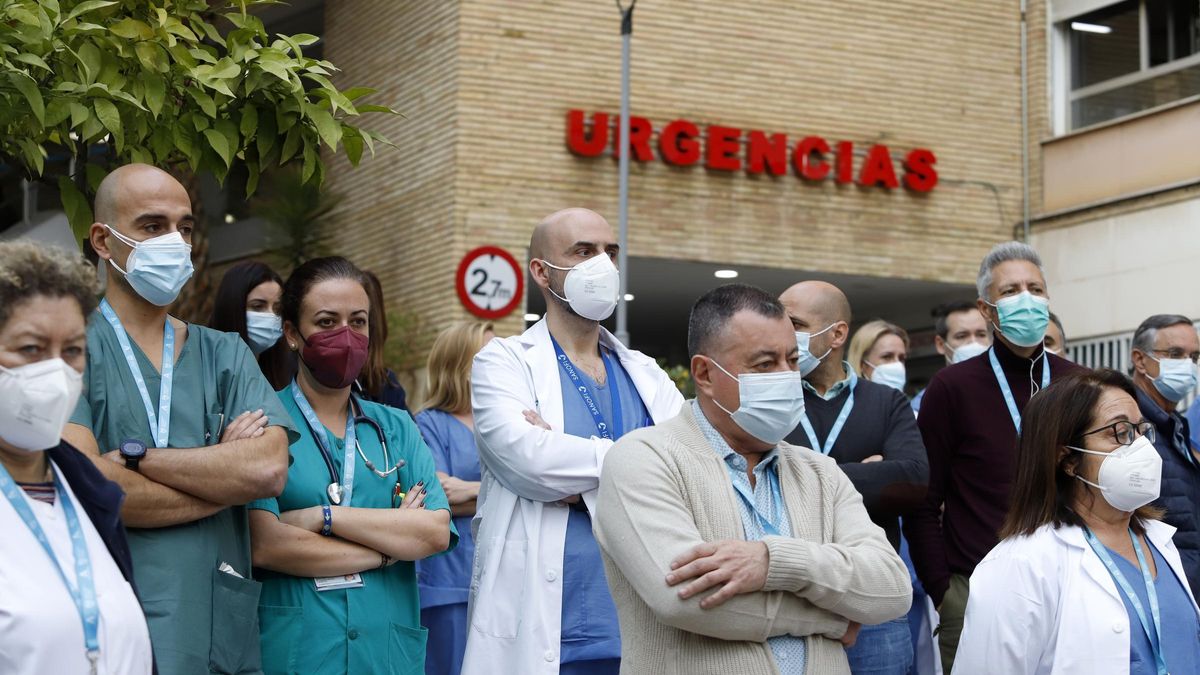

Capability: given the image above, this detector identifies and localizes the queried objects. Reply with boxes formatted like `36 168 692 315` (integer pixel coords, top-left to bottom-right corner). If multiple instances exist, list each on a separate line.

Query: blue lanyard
988 346 1050 433
99 299 174 448
551 337 624 441
1 463 100 672
799 369 857 455
730 464 785 537
1083 527 1168 675
291 381 358 505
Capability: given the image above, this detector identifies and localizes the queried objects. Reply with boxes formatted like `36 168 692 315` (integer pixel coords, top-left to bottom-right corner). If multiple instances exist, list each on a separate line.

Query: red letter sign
859 145 899 189
836 141 855 184
706 125 742 171
746 131 788 176
903 148 938 192
566 110 608 157
660 120 701 165
612 115 654 161
794 136 831 181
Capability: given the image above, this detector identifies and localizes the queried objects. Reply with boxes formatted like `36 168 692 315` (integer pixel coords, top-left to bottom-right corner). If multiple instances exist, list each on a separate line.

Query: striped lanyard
99 299 174 448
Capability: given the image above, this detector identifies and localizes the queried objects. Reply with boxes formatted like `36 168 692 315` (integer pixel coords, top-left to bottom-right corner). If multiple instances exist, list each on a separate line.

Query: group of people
0 163 1198 675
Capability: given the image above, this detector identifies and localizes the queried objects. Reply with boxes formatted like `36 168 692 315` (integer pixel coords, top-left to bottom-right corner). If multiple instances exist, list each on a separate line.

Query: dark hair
687 284 786 357
209 260 293 389
932 300 978 339
1048 312 1066 341
1131 314 1193 354
281 256 369 329
360 270 390 399
1001 369 1162 539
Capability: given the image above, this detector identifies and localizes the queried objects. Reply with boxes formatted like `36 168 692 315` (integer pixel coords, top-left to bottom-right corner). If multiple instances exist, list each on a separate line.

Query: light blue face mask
105 225 194 306
986 291 1049 348
708 358 806 445
1147 354 1198 403
795 323 836 376
245 311 283 356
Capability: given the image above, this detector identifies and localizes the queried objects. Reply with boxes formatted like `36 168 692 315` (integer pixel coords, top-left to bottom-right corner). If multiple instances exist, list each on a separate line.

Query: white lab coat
462 319 684 675
954 520 1199 675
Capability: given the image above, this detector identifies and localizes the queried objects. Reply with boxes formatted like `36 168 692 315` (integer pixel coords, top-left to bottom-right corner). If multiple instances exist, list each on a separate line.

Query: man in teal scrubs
63 164 297 675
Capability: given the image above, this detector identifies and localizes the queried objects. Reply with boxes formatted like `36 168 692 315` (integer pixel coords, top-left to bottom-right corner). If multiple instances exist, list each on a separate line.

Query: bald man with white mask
463 208 683 675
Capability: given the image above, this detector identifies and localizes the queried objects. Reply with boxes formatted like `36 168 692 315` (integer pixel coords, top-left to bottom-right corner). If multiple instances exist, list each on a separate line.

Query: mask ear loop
535 259 572 305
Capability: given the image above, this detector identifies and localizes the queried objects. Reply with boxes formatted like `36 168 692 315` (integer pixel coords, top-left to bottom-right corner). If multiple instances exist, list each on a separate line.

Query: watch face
120 439 147 457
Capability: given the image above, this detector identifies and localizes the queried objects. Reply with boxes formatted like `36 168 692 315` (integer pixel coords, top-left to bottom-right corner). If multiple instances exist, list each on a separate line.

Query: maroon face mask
299 326 369 389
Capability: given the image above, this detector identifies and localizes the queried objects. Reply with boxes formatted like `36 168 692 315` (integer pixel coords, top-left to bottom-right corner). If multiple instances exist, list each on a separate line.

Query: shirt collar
1135 383 1176 427
690 400 779 473
803 361 856 400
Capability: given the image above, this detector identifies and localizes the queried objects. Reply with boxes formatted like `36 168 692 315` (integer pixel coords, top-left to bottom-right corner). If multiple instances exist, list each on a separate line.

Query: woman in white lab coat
954 369 1200 675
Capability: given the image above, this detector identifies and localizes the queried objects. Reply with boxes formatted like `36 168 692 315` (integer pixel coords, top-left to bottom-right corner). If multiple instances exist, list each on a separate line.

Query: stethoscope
299 395 405 505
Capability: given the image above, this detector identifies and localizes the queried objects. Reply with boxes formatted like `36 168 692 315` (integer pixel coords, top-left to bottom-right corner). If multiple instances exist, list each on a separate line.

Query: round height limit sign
456 246 524 320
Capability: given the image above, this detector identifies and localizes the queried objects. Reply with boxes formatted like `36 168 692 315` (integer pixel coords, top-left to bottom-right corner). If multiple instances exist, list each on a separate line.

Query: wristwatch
119 438 147 471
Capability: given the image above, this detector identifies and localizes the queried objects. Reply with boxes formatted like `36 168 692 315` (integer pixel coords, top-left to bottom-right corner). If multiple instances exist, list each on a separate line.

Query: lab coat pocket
209 568 264 674
257 605 302 675
387 623 428 675
471 538 527 638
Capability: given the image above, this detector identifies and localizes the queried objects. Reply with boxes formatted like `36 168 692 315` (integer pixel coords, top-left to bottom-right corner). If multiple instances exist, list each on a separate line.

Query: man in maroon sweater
902 242 1083 672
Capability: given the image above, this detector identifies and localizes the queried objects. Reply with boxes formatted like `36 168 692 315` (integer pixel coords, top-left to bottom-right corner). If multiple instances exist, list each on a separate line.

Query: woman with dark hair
247 256 455 675
954 370 1200 674
354 270 409 412
209 260 293 389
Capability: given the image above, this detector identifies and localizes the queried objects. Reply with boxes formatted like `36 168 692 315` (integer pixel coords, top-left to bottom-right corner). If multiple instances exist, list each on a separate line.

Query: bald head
529 208 614 262
779 281 852 328
94 163 191 227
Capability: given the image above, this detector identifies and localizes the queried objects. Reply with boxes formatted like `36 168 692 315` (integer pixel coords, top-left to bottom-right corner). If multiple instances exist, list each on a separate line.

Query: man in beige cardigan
594 284 911 675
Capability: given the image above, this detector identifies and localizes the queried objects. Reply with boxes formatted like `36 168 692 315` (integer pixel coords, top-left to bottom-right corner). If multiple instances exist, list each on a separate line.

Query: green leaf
12 74 45 124
58 176 94 245
189 88 217 118
279 126 301 164
301 143 316 183
45 98 72 126
109 18 153 40
142 74 165 117
305 104 340 149
70 102 88 127
341 87 376 102
94 97 122 147
215 118 239 159
64 0 118 22
245 161 260 197
209 58 240 79
86 163 106 192
341 125 363 166
203 128 231 167
135 42 166 73
78 42 101 82
13 53 51 72
19 138 45 176
240 104 258 139
356 104 398 114
255 107 276 159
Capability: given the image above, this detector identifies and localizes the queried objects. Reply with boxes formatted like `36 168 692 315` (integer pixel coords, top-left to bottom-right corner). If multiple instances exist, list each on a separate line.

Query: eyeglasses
1077 420 1156 447
1151 349 1200 364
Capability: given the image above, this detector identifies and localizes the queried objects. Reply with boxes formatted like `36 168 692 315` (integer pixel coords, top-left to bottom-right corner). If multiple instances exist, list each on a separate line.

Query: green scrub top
249 390 457 675
70 311 299 675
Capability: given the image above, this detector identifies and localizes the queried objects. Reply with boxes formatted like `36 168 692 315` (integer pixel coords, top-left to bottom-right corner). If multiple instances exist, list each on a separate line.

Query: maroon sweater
903 338 1083 605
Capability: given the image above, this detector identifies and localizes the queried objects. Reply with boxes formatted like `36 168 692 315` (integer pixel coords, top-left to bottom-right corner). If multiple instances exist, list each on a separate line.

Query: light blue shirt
692 400 807 674
1106 541 1200 675
803 361 856 401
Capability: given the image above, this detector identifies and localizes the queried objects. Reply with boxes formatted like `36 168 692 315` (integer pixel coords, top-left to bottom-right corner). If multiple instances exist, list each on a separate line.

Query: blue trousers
422 603 467 675
559 658 621 675
845 617 914 675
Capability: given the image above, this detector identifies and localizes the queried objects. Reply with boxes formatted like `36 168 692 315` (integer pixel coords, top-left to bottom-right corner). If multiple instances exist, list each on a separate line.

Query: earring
289 343 296 350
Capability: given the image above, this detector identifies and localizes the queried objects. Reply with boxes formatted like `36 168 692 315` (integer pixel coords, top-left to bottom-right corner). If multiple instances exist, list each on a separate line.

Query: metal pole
615 0 635 346
1020 0 1030 242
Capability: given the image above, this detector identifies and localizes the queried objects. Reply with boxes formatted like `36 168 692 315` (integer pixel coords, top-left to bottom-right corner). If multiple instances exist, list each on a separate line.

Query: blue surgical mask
986 291 1049 348
708 358 806 445
105 225 194 306
245 311 283 356
795 323 836 376
867 360 907 391
1147 354 1198 403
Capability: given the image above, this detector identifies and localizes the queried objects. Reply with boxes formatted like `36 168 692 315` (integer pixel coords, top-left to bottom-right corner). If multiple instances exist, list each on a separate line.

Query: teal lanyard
729 465 784 537
291 381 358 505
1 463 100 673
799 370 857 455
988 346 1050 433
1083 527 1169 675
99 299 174 448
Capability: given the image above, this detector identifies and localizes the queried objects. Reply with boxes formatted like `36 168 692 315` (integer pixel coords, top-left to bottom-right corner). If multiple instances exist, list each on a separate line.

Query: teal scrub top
70 311 299 675
249 390 458 675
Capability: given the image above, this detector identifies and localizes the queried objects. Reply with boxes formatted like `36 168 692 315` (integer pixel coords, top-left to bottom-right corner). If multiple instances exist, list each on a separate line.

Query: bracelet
321 504 332 537
378 553 390 569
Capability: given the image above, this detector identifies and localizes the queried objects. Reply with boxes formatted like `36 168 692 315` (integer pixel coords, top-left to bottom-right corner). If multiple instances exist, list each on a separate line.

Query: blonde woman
415 321 494 675
849 320 911 393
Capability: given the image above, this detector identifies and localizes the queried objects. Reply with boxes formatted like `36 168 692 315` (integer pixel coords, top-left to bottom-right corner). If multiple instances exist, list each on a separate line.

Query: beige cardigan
594 404 912 675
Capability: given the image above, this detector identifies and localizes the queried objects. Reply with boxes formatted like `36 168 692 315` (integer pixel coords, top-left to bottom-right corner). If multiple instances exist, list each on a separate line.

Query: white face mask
540 254 620 322
0 359 84 452
245 311 283 356
795 323 836 377
867 361 907 391
949 341 988 365
1069 435 1162 512
106 226 194 306
707 358 806 445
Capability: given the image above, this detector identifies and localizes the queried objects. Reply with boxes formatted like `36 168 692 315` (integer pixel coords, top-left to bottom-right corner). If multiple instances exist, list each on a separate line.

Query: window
1063 0 1200 129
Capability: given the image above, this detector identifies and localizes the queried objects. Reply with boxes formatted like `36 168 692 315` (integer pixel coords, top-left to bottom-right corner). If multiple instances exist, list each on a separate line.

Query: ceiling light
624 293 634 301
714 269 739 279
224 213 235 224
1070 21 1112 34
523 313 540 322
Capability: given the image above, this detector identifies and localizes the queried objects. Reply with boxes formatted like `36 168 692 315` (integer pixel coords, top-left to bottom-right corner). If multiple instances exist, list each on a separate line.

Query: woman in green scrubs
249 257 456 675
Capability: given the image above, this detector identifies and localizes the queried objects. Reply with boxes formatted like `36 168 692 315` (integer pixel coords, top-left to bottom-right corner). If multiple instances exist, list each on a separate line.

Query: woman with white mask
848 320 911 395
955 369 1200 675
0 241 152 674
208 260 293 389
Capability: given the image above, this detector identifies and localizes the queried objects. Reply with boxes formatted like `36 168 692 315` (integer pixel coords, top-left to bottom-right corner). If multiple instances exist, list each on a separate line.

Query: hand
101 449 123 465
437 472 479 505
665 540 769 609
523 410 551 430
840 621 862 647
221 409 268 443
861 454 883 463
558 494 582 506
398 482 427 510
279 506 324 533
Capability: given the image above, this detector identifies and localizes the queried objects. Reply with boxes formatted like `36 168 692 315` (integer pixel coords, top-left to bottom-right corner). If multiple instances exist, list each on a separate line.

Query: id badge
314 573 365 591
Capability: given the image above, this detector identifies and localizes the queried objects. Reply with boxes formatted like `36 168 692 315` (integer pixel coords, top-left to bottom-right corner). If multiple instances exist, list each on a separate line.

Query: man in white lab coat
463 208 684 675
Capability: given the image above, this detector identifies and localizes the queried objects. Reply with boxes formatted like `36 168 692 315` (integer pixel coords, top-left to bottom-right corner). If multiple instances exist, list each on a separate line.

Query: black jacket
1137 387 1200 596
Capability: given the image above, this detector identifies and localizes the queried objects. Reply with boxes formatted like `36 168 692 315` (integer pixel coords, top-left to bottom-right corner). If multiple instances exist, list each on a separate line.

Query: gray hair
0 240 98 330
1131 314 1194 355
976 241 1044 300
